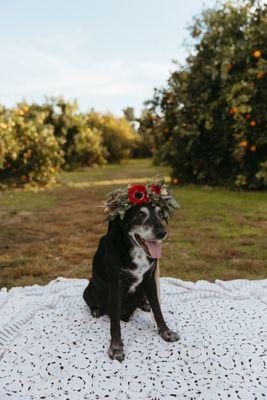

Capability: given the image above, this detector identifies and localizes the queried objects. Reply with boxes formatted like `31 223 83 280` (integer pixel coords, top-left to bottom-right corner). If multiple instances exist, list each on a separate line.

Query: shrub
143 1 267 189
0 103 64 186
87 111 139 162
63 124 107 168
0 98 140 187
27 98 107 169
0 106 19 170
136 110 157 158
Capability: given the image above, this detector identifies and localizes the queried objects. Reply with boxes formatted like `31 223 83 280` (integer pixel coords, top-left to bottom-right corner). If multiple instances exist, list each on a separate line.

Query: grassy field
0 159 266 289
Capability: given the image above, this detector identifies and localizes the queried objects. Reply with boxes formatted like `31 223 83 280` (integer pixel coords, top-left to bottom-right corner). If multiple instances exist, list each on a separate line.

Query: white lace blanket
0 277 267 399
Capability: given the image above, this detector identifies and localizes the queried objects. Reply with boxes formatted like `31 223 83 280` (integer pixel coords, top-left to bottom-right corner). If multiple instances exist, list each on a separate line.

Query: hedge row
0 98 138 186
139 1 267 189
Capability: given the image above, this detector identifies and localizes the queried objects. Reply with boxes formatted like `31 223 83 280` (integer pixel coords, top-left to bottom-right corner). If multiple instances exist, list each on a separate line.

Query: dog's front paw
108 344 125 362
159 329 180 342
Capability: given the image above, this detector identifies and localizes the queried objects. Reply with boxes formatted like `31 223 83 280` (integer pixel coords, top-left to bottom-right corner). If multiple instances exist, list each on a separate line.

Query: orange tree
28 98 107 169
142 1 267 188
0 98 140 187
86 111 139 162
135 106 163 159
0 103 63 186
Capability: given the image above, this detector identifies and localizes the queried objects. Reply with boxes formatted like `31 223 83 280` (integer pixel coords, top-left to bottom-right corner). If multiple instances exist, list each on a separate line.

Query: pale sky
1 0 216 115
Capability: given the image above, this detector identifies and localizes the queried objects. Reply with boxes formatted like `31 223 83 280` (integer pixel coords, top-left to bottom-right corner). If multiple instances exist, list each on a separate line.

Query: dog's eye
136 211 145 218
133 211 146 221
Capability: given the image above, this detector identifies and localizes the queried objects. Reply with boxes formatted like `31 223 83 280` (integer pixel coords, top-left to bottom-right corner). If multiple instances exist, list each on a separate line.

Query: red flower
128 185 149 204
150 184 161 194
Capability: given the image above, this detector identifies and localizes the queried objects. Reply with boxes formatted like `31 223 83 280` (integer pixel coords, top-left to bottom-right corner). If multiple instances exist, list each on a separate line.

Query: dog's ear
107 216 131 249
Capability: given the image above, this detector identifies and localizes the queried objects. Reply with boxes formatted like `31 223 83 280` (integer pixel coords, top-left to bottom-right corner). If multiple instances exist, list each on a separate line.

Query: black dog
83 203 179 361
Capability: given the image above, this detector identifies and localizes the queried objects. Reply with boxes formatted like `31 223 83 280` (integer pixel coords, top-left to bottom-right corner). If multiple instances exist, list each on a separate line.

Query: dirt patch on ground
0 187 107 288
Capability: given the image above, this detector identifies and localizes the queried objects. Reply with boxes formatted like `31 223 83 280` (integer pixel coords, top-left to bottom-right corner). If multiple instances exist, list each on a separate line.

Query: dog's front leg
144 273 179 342
107 279 125 362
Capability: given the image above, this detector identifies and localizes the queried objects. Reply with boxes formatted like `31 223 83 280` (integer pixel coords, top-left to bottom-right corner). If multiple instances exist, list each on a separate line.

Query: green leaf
168 197 180 209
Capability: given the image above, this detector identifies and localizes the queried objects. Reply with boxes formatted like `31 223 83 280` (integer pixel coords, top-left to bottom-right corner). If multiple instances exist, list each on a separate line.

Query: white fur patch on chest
128 246 152 293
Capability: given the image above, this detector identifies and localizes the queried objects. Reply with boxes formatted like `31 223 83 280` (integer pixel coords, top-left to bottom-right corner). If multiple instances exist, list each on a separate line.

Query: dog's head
105 179 179 258
122 203 167 259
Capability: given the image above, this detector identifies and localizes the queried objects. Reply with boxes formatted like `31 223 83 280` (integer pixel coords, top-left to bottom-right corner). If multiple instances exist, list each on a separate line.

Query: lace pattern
0 277 267 399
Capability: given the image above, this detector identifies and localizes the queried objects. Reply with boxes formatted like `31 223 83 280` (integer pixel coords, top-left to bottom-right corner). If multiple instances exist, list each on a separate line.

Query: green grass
162 185 267 281
0 190 58 213
0 159 266 288
59 159 170 185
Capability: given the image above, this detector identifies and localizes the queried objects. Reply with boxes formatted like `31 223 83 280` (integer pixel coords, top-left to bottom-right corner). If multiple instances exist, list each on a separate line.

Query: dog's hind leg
83 282 105 318
91 306 104 318
83 282 92 306
121 303 138 322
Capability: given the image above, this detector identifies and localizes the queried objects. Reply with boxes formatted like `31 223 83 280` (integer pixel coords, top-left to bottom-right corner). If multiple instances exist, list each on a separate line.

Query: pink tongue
144 240 162 259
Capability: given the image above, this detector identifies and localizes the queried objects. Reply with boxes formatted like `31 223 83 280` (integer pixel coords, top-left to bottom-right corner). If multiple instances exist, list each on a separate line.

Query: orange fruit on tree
172 178 179 184
253 50 261 58
230 107 238 114
240 140 248 148
256 72 264 79
250 145 256 152
250 121 256 126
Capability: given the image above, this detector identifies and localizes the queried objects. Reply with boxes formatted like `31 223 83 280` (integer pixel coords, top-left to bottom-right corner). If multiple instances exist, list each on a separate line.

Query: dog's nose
155 229 167 240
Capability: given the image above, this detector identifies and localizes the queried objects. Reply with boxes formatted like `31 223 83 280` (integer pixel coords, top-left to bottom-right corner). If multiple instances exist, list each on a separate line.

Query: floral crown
104 177 180 221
